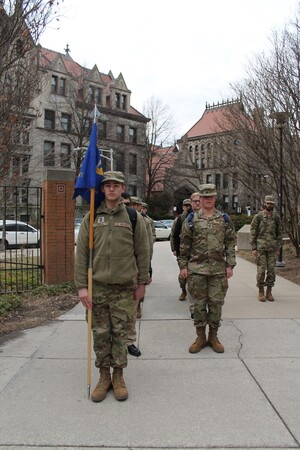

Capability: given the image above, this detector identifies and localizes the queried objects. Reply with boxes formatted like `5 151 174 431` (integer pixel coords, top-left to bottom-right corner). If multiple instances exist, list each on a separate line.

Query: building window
215 173 221 189
61 113 71 132
51 75 58 93
88 86 94 103
59 78 66 96
44 141 55 166
232 195 238 210
44 110 55 129
129 154 137 175
128 184 137 196
121 95 127 110
21 155 29 174
117 125 125 142
201 157 205 168
223 173 228 189
206 174 212 183
115 93 121 109
60 143 71 168
99 121 107 139
223 195 229 211
129 127 137 144
95 88 102 104
115 151 124 172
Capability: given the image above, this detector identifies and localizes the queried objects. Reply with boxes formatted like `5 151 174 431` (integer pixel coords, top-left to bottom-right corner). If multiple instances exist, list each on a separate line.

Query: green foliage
230 213 253 232
0 294 21 315
30 282 76 298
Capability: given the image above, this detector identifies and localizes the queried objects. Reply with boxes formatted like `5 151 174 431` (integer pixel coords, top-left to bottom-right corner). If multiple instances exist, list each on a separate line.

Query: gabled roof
186 100 241 139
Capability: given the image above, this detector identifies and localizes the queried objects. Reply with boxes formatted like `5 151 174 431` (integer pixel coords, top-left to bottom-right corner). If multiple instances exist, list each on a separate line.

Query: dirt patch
0 292 79 337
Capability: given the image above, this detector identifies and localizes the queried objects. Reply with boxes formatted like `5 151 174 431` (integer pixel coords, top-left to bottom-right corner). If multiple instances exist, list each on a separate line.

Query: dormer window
51 76 58 93
115 93 121 109
121 95 127 110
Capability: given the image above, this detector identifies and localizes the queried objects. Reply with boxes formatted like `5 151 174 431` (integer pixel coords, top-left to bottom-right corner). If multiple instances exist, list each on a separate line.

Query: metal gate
0 186 43 294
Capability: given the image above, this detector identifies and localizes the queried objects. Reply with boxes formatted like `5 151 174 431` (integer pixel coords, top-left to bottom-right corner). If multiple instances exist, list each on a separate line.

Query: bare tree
142 96 177 202
0 0 60 184
221 9 300 255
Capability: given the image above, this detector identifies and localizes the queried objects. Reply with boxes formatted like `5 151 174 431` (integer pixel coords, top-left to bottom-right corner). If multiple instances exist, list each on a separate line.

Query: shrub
0 294 21 315
230 213 253 232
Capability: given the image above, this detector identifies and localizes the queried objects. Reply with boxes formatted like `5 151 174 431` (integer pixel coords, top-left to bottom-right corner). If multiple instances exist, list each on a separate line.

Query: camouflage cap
141 202 148 208
198 183 217 196
182 198 192 205
102 171 124 184
264 195 276 204
130 196 142 204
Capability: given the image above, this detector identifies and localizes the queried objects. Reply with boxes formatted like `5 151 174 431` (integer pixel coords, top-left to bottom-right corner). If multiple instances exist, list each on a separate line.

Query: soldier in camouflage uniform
171 198 192 301
75 172 150 402
178 184 236 354
250 195 283 302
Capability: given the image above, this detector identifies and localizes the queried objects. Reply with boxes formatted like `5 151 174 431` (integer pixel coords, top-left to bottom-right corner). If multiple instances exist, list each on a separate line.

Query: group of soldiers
75 170 283 403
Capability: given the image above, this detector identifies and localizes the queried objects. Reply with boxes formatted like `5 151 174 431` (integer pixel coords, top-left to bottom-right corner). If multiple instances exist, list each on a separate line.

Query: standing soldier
178 184 236 354
250 195 283 302
75 172 150 402
171 198 192 301
126 196 153 355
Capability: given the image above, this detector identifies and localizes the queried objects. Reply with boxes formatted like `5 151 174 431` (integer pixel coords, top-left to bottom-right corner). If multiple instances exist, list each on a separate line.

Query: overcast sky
40 0 298 137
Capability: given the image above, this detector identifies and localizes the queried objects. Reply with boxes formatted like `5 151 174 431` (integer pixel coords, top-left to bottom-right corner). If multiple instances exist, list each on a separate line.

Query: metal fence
0 186 43 294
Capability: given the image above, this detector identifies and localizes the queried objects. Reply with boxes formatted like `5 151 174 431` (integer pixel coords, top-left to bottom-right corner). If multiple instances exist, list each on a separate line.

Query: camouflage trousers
187 273 228 329
256 250 276 288
127 299 139 345
91 284 135 370
178 273 187 291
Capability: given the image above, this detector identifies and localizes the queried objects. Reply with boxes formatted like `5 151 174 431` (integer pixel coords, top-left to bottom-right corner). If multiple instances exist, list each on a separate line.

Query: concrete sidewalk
1 241 300 450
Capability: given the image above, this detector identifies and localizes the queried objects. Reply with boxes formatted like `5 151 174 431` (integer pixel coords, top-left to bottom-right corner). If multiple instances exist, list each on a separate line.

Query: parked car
0 220 40 249
153 220 171 240
161 219 174 228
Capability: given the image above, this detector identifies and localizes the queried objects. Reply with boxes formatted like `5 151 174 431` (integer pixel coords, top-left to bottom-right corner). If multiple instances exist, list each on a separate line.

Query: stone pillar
41 169 76 285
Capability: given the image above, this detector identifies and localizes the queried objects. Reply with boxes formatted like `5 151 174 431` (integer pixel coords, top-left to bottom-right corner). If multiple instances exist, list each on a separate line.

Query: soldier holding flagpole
74 107 149 401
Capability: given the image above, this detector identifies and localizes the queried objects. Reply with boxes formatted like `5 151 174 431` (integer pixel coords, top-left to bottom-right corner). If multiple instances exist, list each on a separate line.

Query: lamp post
270 111 289 267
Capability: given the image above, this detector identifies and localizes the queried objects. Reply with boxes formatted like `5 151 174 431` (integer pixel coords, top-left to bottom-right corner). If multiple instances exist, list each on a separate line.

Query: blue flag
73 123 104 207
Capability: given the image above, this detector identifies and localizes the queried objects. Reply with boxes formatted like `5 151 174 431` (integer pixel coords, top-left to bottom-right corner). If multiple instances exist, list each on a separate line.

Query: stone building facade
4 44 149 202
173 100 263 213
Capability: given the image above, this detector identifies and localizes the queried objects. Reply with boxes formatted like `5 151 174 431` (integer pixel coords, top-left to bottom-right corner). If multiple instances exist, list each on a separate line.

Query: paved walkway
1 241 300 450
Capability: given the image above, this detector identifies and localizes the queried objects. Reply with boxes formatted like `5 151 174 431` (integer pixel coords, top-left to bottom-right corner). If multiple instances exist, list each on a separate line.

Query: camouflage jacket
75 201 150 288
178 209 236 275
250 210 283 251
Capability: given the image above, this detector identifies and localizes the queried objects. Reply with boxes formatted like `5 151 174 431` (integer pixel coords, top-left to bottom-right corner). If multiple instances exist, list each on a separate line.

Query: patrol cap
264 195 276 204
130 196 142 204
182 198 192 205
198 183 217 196
141 202 148 208
102 171 124 184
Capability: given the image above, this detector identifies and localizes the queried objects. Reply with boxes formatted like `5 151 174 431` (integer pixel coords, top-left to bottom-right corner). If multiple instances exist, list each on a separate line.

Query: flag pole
87 186 95 398
87 105 98 398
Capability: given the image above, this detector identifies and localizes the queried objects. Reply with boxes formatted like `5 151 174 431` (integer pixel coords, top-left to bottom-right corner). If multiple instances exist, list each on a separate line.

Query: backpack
94 206 137 235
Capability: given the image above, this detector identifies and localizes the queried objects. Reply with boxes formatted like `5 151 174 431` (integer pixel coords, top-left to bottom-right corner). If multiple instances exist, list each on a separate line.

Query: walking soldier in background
250 195 283 302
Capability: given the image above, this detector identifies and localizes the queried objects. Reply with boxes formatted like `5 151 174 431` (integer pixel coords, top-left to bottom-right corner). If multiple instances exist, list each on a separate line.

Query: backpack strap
125 206 137 235
93 205 137 235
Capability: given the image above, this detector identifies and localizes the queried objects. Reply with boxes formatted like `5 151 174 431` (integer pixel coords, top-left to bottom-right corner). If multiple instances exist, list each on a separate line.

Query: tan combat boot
112 367 128 401
266 288 274 301
91 367 112 402
179 289 187 301
189 327 207 353
207 327 224 353
258 288 266 302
